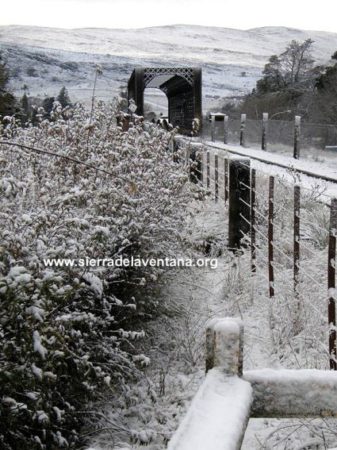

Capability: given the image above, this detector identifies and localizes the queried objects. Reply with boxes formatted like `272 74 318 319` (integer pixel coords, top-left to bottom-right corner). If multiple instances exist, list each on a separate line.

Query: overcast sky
1 0 337 32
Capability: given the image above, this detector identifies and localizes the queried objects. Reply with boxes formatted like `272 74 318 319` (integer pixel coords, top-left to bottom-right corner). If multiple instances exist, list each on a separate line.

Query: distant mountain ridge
0 24 336 109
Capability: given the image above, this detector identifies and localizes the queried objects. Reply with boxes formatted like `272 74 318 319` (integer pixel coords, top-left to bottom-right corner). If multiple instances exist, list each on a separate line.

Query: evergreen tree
42 96 55 118
31 105 40 126
239 39 317 119
256 39 315 95
20 93 30 124
312 52 337 122
57 86 71 108
0 52 16 117
256 55 285 94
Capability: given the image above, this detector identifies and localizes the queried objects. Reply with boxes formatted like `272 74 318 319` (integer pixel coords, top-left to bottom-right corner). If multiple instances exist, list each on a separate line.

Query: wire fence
179 139 337 370
201 115 337 162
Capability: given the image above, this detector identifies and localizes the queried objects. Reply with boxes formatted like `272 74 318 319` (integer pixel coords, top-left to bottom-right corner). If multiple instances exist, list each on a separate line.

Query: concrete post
240 114 246 147
211 114 215 142
206 318 244 375
262 112 268 151
294 115 301 159
224 115 229 144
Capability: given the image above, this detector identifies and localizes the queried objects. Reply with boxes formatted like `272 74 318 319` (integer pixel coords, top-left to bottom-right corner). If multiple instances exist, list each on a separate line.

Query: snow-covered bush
0 101 190 449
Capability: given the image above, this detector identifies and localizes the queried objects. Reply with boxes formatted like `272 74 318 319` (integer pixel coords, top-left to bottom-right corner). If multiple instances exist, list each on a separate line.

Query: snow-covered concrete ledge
244 369 337 418
169 318 251 450
167 368 253 450
168 317 337 450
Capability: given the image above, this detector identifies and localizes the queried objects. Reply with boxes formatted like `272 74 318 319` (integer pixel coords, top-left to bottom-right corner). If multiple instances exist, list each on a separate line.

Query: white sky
1 0 337 32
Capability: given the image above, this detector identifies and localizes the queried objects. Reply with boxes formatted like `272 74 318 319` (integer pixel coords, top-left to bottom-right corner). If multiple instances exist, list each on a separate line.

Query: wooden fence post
251 169 256 273
206 151 210 190
214 154 219 202
328 198 337 370
211 114 215 142
240 114 246 147
294 115 301 159
228 158 251 250
294 185 300 295
262 112 268 151
268 176 275 298
189 143 203 184
172 136 179 163
185 145 191 168
224 157 229 203
223 157 226 202
224 114 229 145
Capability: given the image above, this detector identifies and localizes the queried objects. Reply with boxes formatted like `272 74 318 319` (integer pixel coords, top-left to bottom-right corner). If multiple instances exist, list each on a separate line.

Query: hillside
0 24 336 109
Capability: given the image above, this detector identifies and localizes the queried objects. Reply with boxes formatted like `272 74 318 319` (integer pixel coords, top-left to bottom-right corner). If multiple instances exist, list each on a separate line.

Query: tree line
0 52 72 124
2 40 337 126
223 39 337 124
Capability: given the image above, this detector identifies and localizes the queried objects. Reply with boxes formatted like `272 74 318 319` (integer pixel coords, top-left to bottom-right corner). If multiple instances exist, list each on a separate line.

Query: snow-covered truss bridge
127 67 202 135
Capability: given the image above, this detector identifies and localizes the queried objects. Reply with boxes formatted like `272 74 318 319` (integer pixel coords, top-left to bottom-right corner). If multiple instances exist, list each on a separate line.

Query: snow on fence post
206 151 210 190
268 176 275 298
261 112 268 151
294 185 300 297
206 318 244 375
224 114 229 144
211 114 215 142
294 115 301 159
214 154 219 202
328 198 337 370
251 169 256 273
240 114 246 147
228 158 251 250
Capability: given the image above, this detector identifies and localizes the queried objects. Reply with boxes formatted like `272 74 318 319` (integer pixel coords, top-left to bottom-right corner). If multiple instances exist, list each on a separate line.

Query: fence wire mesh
183 142 336 370
202 117 337 163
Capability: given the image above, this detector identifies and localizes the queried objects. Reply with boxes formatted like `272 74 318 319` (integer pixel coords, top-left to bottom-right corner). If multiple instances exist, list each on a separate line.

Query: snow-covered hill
0 24 336 109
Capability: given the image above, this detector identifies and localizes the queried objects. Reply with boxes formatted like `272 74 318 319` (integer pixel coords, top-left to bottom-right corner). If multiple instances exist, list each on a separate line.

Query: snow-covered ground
205 140 337 199
87 189 337 449
86 200 233 449
2 21 337 449
1 24 336 109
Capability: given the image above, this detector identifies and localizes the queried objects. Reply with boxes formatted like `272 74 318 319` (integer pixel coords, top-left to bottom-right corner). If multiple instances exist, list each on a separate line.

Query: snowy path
88 198 337 449
167 199 337 450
